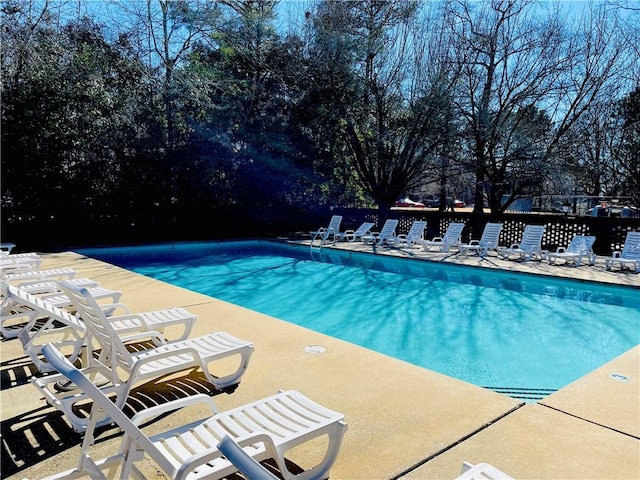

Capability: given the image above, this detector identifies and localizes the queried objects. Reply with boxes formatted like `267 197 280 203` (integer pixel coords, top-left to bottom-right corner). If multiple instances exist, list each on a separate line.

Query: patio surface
1 241 639 479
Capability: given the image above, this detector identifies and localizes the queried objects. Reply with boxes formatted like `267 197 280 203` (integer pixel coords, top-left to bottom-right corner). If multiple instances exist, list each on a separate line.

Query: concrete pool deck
1 243 639 479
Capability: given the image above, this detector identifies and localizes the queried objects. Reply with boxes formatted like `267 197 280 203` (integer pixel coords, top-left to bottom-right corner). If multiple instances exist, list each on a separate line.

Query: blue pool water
78 240 640 401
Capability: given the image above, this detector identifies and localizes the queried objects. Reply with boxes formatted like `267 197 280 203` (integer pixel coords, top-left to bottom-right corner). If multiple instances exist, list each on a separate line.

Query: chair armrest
15 280 58 290
23 324 83 346
118 330 167 346
108 312 155 333
99 302 131 315
37 286 67 297
128 346 201 377
131 394 219 427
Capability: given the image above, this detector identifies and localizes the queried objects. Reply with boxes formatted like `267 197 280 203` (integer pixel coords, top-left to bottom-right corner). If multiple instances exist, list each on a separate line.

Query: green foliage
2 14 150 222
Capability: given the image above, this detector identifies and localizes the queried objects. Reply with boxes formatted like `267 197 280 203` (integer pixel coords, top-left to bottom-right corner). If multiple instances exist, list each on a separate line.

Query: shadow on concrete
1 354 40 389
2 364 305 478
1 368 239 477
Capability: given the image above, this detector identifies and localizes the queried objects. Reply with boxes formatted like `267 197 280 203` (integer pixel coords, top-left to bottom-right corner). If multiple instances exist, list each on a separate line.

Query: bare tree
307 0 456 208
612 86 640 205
562 99 618 198
446 0 631 214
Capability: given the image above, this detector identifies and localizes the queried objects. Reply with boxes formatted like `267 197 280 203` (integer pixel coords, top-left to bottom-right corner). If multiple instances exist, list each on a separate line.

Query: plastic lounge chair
459 222 503 257
31 280 254 432
336 221 375 243
2 279 122 335
1 278 118 336
1 283 198 370
310 215 343 246
497 225 547 261
390 220 427 248
547 235 596 267
39 342 346 480
455 461 515 479
11 277 101 294
362 219 399 246
605 231 640 272
31 281 123 311
2 267 78 283
0 255 42 271
422 222 465 252
0 243 16 254
0 250 40 259
1 283 87 366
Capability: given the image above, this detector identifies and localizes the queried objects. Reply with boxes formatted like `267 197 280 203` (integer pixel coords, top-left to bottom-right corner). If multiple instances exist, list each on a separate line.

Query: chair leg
273 421 348 480
202 345 254 389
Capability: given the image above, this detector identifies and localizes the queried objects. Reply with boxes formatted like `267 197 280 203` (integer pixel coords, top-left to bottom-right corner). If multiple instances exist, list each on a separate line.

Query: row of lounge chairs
312 215 640 271
1 259 348 479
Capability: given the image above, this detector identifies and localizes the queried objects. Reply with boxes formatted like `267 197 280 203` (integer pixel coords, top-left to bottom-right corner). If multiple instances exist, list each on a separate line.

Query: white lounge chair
2 269 82 340
548 235 596 267
1 283 86 367
422 222 465 252
0 255 42 271
0 250 39 258
39 342 346 480
1 279 121 337
605 231 640 272
336 221 375 243
2 267 78 283
28 280 123 311
497 224 547 261
2 275 121 335
455 461 515 479
390 220 427 248
310 215 343 246
2 283 198 370
0 243 16 254
362 219 399 246
31 280 254 432
11 277 101 293
459 222 503 257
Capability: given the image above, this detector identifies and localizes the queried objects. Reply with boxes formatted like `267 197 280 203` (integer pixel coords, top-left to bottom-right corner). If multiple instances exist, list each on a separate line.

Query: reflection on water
310 247 635 308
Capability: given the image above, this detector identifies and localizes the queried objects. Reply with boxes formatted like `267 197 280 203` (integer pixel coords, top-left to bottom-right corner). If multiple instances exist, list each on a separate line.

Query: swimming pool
78 240 640 401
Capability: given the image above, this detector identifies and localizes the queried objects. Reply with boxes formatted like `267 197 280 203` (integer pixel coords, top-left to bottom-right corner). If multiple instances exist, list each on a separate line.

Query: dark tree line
1 0 639 238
